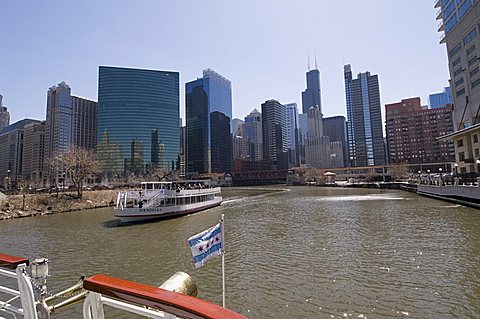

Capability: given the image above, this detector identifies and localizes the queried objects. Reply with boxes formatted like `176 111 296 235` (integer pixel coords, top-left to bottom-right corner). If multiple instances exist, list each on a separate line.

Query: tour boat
114 180 222 223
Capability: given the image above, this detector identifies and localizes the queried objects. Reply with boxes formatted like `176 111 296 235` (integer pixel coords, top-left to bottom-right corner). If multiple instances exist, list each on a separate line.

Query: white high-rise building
285 103 300 167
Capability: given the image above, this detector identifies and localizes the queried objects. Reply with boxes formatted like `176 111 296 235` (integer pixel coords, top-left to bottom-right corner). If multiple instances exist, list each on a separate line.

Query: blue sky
1 1 449 123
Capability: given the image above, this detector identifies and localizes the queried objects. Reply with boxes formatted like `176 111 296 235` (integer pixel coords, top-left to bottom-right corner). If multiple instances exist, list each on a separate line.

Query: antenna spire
315 53 318 69
307 53 311 71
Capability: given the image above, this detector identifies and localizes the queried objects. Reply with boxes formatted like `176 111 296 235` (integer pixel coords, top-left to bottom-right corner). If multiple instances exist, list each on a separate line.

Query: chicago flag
188 223 223 268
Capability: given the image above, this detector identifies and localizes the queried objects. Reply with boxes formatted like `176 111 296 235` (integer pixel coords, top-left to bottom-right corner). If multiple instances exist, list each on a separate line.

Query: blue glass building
97 66 180 176
185 69 232 175
429 87 452 109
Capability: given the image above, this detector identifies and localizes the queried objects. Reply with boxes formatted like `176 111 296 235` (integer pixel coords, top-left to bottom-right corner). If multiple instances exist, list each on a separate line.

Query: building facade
285 103 300 167
385 97 455 164
429 86 452 109
301 69 322 114
261 99 288 170
323 115 348 168
436 0 480 175
97 66 180 176
305 106 330 168
72 96 98 150
44 82 98 185
0 119 41 187
45 82 73 163
0 95 10 132
244 108 263 161
186 69 232 175
344 64 386 167
22 121 46 186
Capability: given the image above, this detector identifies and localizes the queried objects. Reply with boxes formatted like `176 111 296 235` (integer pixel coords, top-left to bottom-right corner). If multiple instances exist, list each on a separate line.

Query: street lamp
439 168 443 185
454 163 458 178
476 159 480 177
418 170 421 184
62 172 66 193
427 169 431 185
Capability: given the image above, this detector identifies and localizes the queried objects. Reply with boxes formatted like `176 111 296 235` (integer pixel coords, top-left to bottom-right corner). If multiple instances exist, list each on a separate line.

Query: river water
1 186 479 318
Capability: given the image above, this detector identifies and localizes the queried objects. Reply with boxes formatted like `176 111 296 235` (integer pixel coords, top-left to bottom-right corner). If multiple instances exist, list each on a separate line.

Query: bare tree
388 163 409 182
148 167 180 182
50 146 100 198
18 179 30 210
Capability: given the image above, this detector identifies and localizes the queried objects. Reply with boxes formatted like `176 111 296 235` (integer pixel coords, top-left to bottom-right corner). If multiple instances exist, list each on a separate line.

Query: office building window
449 42 462 57
467 44 476 56
463 28 477 46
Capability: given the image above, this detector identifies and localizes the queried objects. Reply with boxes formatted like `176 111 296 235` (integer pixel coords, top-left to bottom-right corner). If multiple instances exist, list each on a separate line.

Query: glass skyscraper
97 66 180 176
186 69 232 175
344 64 386 167
429 86 452 109
301 69 322 114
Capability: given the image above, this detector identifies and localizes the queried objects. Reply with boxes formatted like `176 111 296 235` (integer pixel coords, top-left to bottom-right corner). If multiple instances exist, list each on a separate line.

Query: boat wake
317 194 405 202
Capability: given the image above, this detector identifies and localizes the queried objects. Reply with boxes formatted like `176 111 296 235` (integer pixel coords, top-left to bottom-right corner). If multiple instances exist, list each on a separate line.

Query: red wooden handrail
0 253 29 269
83 274 248 319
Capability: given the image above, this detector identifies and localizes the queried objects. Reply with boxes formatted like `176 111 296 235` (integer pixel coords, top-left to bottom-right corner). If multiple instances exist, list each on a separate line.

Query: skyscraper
436 0 480 176
244 108 263 161
285 103 300 167
323 115 348 167
344 64 386 167
45 82 73 161
301 68 322 114
97 66 180 176
261 99 288 170
72 96 98 151
305 106 330 168
429 86 452 109
0 95 10 132
186 69 232 175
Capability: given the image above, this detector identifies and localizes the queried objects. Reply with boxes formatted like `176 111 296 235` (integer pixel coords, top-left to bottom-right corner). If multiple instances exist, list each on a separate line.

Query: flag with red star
188 222 223 268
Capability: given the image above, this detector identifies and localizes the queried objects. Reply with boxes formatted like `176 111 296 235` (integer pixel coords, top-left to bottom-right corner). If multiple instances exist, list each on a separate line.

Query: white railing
0 257 37 319
1 254 247 319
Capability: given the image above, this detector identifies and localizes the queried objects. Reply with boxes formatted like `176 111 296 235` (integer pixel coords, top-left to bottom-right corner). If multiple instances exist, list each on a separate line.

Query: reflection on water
1 186 479 318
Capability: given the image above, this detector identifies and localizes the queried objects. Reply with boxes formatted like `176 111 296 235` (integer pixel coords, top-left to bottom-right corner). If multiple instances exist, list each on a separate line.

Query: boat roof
140 180 211 185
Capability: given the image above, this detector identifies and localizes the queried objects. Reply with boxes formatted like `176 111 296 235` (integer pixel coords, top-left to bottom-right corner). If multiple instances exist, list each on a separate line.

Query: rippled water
1 186 479 318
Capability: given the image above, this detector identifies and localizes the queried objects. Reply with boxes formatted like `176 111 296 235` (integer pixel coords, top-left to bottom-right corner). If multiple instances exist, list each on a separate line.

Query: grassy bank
0 190 118 220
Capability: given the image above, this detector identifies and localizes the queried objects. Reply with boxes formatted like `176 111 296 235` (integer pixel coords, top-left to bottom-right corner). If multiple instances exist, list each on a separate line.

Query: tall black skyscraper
261 99 288 170
344 64 385 167
301 68 322 114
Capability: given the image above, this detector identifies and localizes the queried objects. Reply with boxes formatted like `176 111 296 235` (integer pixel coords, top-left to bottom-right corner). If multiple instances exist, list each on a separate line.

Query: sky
1 1 449 124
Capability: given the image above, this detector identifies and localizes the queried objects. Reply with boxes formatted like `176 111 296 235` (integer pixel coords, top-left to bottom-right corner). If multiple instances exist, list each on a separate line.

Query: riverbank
0 190 118 220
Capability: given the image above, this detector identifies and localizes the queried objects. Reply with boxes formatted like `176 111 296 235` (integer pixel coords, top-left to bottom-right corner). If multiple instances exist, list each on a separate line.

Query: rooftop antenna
307 53 311 71
315 53 318 70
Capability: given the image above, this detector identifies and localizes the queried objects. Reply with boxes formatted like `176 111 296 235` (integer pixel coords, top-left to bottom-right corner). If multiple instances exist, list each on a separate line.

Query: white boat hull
115 197 222 223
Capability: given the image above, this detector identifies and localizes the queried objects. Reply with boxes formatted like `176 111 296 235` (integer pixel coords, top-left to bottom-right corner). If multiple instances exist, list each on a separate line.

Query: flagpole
221 213 225 308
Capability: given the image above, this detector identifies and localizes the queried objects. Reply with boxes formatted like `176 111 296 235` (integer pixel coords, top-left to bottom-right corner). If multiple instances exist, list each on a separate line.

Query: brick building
385 97 455 164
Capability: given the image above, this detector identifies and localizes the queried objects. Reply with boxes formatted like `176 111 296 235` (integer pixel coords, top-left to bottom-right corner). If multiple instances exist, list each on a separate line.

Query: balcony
438 21 445 32
436 9 443 20
434 0 441 9
440 33 446 44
